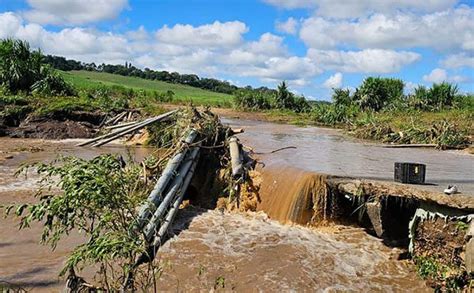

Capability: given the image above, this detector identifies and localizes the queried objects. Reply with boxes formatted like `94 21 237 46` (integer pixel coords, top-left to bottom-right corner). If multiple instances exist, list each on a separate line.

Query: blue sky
0 0 473 100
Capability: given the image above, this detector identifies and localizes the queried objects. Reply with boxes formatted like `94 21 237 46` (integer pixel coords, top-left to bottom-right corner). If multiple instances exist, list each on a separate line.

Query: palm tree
274 81 294 109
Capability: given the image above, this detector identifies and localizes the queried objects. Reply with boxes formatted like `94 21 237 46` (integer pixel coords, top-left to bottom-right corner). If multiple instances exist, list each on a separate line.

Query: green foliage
428 82 458 109
274 81 294 109
233 89 272 110
352 119 469 149
311 88 361 125
332 88 352 107
414 256 469 291
6 154 153 288
353 77 404 111
292 95 311 113
311 103 360 125
31 67 76 96
408 82 461 111
233 81 310 113
0 39 42 93
214 276 226 289
0 39 75 95
61 70 233 106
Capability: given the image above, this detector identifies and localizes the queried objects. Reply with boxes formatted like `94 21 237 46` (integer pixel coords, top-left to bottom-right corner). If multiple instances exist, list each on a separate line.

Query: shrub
31 67 76 96
292 95 311 113
6 155 153 290
233 90 272 110
0 38 77 96
311 102 360 125
427 82 458 109
0 39 42 93
332 88 352 107
274 81 294 109
353 77 404 111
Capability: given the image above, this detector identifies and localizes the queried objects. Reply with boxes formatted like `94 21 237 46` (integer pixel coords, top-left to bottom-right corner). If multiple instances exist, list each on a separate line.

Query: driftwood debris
76 110 177 147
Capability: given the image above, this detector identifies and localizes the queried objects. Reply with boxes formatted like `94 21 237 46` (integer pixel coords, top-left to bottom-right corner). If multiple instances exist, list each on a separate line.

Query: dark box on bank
394 162 426 184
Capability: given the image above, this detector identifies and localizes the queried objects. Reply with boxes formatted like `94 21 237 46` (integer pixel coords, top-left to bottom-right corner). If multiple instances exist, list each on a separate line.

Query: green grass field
61 70 233 107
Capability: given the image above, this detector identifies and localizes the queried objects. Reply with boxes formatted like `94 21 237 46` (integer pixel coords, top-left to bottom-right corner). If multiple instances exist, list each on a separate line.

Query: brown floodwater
223 118 474 195
0 121 453 292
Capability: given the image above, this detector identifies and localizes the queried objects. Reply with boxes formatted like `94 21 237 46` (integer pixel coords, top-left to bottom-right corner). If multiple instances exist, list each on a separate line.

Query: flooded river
224 118 474 195
2 114 470 291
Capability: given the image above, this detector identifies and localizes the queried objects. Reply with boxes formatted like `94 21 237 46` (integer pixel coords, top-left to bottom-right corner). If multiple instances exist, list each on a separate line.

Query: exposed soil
412 217 472 289
414 218 466 267
1 111 106 139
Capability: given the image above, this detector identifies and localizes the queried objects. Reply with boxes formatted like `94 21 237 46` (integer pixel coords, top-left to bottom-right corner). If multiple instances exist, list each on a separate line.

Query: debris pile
6 107 258 291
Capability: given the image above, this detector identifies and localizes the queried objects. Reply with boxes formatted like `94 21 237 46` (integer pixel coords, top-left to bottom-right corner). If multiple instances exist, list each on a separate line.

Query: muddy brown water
223 118 474 196
2 117 465 292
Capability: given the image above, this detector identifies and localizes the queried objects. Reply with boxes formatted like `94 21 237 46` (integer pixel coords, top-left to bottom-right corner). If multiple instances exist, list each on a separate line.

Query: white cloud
422 68 469 83
0 12 22 38
299 6 474 51
263 0 458 18
155 21 248 48
307 49 420 73
263 0 315 9
423 68 448 83
276 17 298 34
441 52 474 68
23 0 128 25
240 56 319 81
126 25 149 41
0 12 129 64
323 72 343 88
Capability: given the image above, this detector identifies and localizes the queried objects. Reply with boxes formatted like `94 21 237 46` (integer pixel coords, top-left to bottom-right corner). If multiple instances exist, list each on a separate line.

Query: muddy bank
1 110 106 139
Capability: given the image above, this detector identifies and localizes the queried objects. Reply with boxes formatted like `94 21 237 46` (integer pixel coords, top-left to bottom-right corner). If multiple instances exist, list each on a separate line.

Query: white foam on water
158 210 429 292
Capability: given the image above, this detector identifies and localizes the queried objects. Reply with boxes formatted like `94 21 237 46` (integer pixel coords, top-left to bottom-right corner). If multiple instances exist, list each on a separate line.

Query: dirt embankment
1 110 106 139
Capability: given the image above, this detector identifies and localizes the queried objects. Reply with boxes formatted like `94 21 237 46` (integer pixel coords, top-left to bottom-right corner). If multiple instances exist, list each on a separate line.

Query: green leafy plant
214 276 225 289
5 154 156 290
353 77 404 111
0 38 76 96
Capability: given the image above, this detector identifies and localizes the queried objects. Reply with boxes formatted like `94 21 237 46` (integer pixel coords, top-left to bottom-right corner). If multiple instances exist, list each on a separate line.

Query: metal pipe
229 136 243 178
104 120 139 130
135 129 198 230
142 146 200 242
151 151 199 247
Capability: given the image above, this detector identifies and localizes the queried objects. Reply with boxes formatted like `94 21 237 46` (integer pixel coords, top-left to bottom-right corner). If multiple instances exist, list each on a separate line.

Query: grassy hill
61 70 233 107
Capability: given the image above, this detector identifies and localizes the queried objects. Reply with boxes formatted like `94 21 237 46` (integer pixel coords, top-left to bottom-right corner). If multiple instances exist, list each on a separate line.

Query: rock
366 201 384 237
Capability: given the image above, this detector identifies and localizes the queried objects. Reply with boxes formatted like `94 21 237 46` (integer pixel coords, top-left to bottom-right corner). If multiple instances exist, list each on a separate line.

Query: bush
0 39 42 93
233 90 272 110
353 77 404 111
311 102 360 125
6 155 153 289
0 38 76 96
31 67 76 96
332 88 352 107
408 83 464 111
